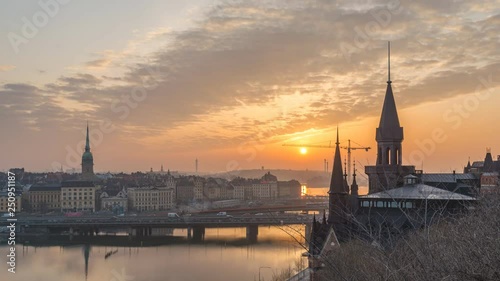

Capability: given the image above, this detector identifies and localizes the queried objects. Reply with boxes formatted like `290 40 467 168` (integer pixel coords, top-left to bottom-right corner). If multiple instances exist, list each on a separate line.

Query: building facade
28 184 61 212
0 192 22 213
193 178 204 201
100 189 128 212
61 181 96 212
127 187 174 211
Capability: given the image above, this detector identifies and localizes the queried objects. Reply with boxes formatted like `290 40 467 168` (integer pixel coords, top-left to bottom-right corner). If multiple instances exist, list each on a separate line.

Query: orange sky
1 0 499 173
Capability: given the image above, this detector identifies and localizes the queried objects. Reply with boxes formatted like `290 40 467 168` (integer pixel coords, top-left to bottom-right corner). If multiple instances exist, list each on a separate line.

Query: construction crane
282 140 371 183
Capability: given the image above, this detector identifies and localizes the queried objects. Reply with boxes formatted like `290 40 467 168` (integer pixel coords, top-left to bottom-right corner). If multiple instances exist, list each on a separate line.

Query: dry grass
315 194 500 281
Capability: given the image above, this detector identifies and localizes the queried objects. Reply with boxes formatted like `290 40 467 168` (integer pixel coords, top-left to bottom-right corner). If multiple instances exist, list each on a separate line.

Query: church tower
81 123 95 180
376 42 403 166
365 42 415 193
327 128 349 238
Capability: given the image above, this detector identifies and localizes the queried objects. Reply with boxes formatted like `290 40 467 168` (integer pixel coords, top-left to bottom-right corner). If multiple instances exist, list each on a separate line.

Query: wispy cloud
1 0 499 171
0 65 15 72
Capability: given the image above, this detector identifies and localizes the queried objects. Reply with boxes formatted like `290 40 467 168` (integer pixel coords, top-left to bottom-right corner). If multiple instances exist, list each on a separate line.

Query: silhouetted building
365 43 415 193
305 43 477 281
81 123 95 181
463 148 500 193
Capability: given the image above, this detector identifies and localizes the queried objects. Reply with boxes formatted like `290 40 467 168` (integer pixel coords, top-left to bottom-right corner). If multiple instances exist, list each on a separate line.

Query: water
304 186 368 196
0 226 306 281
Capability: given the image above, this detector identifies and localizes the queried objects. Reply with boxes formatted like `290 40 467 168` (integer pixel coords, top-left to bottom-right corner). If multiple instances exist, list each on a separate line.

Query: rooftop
29 184 62 192
421 173 477 183
360 184 476 201
61 181 95 187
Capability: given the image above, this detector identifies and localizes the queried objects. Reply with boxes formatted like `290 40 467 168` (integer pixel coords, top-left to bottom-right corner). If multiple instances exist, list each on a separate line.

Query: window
376 201 384 208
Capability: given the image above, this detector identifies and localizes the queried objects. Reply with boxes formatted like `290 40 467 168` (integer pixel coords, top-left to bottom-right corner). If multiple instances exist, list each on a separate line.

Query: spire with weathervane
351 161 358 196
328 127 349 225
81 122 94 180
343 157 349 193
376 41 404 166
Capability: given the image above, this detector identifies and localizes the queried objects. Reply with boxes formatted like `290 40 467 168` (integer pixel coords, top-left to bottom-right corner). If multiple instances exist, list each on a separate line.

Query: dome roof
82 151 93 161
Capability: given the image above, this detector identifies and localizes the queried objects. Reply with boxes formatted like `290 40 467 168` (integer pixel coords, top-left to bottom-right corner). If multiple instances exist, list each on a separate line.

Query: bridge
196 203 328 214
1 214 313 242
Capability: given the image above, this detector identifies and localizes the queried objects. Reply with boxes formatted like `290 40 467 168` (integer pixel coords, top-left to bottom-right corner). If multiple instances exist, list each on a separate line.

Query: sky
0 0 499 174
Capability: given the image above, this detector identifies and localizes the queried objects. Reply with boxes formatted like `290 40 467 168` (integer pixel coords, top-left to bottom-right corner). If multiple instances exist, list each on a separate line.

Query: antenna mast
388 41 391 83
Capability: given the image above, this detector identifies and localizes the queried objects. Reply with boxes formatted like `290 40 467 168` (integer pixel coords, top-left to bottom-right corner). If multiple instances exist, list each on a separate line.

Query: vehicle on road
65 212 83 217
167 213 180 218
255 213 264 216
216 212 227 216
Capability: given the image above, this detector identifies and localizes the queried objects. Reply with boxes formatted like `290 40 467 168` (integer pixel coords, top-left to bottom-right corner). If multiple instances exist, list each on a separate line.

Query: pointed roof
343 157 349 192
351 162 359 196
484 149 494 172
85 122 90 152
329 127 347 194
376 42 403 142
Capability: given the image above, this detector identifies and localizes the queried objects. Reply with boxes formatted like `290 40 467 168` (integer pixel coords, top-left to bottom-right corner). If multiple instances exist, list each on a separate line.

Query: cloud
0 65 15 72
85 58 111 69
0 0 499 167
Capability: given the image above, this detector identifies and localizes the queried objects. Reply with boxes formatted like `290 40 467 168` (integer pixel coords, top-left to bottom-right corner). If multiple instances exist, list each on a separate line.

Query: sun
300 147 308 154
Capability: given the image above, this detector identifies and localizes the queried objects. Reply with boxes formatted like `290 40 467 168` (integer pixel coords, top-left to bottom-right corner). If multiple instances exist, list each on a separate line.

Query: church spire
329 127 346 194
376 41 404 166
328 127 348 224
351 161 358 196
85 121 90 152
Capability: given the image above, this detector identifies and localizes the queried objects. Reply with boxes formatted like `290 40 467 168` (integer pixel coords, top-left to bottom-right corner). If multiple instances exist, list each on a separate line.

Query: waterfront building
100 188 128 212
176 177 195 203
0 192 22 213
277 180 302 198
127 186 174 211
61 181 96 212
27 183 61 212
193 177 204 201
251 172 278 199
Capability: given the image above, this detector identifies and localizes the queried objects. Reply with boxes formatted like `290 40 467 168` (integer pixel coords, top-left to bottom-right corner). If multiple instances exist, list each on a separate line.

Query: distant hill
208 169 333 187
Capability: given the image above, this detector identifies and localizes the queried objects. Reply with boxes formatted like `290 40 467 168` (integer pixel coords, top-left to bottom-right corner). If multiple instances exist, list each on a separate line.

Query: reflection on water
0 226 306 281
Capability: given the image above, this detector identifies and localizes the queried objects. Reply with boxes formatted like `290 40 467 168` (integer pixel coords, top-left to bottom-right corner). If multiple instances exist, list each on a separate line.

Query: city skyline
1 0 499 173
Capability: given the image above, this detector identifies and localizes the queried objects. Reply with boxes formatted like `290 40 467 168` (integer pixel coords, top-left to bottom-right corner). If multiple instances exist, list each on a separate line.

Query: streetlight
259 266 272 281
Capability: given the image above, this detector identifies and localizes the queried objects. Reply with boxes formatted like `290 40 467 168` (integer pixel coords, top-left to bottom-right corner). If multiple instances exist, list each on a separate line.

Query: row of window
61 202 93 206
63 188 93 191
31 195 59 199
62 192 92 196
62 196 93 200
132 199 172 203
360 200 415 209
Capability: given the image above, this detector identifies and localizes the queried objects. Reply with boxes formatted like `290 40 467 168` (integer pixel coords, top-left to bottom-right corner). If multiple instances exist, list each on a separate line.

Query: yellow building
28 184 61 212
127 186 174 212
0 192 22 213
61 181 96 212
